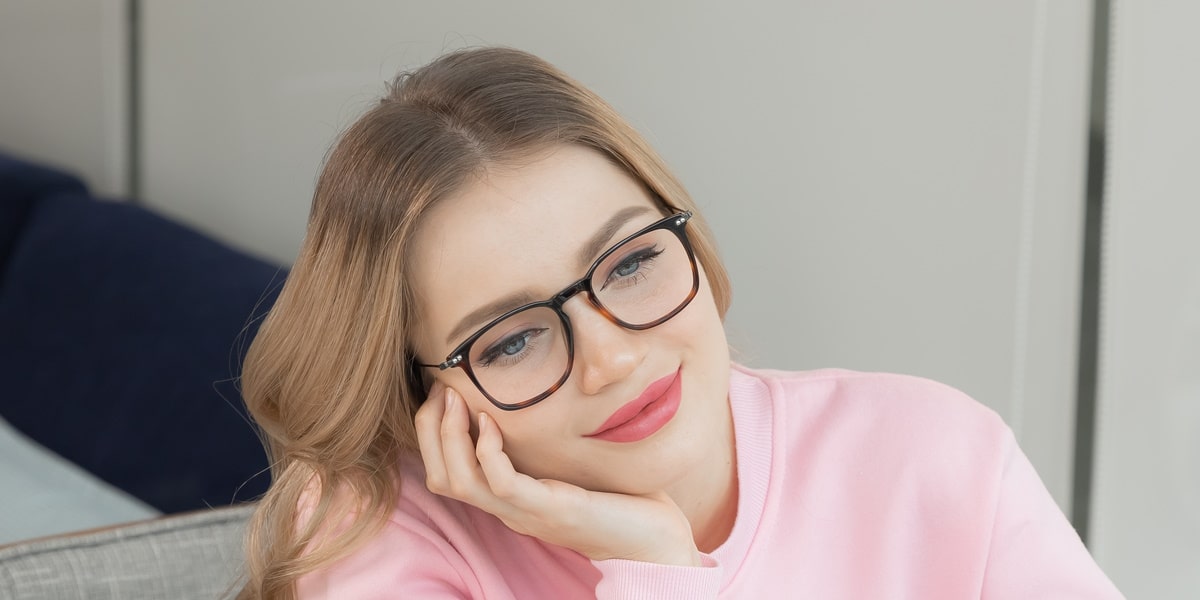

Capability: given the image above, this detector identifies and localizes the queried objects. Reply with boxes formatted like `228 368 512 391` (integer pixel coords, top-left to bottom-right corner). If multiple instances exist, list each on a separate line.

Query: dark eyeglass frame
415 210 698 411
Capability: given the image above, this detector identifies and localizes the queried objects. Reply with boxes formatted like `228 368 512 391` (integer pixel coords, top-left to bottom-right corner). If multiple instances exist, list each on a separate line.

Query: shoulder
346 457 596 596
732 364 1015 492
294 459 512 597
734 366 1019 558
735 364 1008 439
737 364 985 407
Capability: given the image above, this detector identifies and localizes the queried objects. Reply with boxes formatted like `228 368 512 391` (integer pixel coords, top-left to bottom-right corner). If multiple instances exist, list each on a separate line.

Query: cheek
488 402 579 476
667 273 728 351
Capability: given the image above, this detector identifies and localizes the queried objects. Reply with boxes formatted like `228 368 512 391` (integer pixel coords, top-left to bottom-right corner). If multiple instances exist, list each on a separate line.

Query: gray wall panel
1092 2 1200 597
140 0 1088 512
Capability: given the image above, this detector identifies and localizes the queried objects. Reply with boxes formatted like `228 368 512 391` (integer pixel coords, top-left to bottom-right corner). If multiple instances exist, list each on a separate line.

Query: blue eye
614 257 641 277
602 245 665 290
500 335 526 356
477 328 548 368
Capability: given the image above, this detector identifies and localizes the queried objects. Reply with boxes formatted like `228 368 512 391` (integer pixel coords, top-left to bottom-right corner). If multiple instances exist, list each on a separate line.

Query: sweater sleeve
296 521 484 599
981 432 1124 599
592 555 723 599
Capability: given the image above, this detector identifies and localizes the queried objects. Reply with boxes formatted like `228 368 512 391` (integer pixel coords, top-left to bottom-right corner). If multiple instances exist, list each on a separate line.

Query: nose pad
563 296 646 396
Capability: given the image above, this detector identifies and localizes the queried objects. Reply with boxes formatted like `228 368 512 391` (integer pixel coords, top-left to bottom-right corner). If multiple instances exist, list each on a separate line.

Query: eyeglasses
416 211 699 411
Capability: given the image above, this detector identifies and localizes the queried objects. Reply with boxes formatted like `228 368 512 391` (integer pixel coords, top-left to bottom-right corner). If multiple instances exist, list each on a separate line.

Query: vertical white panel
0 0 127 197
141 1 1090 510
1093 2 1200 598
1013 0 1093 510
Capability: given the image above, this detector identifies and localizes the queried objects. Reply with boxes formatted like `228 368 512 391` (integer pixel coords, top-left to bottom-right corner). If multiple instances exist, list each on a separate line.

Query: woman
240 47 1121 599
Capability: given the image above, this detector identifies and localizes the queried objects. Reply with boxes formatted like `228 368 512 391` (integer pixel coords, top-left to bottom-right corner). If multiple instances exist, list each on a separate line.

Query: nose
564 296 646 396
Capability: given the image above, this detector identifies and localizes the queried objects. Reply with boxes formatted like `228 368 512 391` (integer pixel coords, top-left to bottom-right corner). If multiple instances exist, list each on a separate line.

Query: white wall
0 0 128 197
1090 2 1200 597
139 0 1091 514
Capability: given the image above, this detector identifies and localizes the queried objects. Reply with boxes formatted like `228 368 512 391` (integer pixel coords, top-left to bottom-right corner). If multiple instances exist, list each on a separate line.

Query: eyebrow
574 205 654 270
445 290 541 347
443 205 655 348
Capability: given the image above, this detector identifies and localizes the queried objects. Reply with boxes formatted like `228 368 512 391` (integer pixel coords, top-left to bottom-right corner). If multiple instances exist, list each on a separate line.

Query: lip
584 368 682 443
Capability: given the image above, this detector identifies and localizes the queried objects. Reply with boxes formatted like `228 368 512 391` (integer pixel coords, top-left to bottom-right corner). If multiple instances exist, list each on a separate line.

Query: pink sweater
298 366 1123 598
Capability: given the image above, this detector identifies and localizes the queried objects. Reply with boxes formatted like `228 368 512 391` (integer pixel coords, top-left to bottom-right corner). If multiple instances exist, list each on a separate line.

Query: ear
405 354 432 402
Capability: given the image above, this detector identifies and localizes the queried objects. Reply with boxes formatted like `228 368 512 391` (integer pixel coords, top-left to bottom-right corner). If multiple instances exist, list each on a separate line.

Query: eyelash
476 328 548 368
602 245 665 290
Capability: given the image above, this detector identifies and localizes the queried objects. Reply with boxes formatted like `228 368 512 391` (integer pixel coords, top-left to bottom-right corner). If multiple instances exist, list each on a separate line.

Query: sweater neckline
710 364 774 580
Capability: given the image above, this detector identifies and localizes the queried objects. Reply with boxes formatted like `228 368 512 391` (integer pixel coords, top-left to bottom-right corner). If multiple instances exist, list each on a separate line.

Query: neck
673 398 739 553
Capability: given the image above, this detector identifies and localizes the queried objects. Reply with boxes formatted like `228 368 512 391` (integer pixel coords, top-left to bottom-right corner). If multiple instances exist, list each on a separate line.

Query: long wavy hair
238 47 732 599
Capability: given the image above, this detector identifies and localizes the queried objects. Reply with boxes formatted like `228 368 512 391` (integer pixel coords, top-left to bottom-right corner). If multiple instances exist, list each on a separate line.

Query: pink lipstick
585 368 682 443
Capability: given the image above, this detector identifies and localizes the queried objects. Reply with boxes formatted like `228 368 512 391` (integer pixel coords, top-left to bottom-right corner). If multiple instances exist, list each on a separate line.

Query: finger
414 382 450 492
475 412 553 506
438 387 491 502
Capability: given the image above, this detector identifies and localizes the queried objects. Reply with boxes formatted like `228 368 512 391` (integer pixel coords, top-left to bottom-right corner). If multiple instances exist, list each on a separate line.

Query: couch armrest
0 504 253 599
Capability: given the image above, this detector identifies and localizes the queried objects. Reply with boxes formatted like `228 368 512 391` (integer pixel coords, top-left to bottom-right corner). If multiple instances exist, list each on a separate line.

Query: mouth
584 367 682 443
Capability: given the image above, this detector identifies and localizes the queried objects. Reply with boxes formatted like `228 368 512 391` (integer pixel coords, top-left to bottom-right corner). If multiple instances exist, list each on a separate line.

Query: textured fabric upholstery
0 504 252 600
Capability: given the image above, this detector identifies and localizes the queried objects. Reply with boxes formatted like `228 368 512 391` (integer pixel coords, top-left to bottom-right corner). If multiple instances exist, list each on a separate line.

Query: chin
596 422 712 494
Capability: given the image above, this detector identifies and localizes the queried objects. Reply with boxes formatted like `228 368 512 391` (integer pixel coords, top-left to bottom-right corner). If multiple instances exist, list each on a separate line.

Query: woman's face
410 145 731 496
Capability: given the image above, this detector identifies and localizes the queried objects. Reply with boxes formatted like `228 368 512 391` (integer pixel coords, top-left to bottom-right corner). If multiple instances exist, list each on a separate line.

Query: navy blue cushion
0 154 282 513
0 154 88 272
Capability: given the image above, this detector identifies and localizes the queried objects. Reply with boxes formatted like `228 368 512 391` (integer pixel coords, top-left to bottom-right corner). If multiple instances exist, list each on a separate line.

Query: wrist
629 542 701 567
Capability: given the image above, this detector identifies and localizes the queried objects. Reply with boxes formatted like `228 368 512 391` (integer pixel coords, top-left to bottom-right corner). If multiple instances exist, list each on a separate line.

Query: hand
414 382 701 567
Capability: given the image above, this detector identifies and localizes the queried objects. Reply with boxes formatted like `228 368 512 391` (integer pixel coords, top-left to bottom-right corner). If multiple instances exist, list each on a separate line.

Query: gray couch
0 504 252 599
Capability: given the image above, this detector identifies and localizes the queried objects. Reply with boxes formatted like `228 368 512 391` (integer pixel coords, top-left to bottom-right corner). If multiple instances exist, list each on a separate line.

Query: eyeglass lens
467 225 693 407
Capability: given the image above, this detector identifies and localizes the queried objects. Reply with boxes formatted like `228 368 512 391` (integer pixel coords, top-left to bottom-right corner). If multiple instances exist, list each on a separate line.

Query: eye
614 257 641 277
500 335 527 356
477 328 548 367
602 245 664 290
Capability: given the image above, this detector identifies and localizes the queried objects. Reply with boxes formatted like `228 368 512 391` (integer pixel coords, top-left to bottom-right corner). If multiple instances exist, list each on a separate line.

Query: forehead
410 145 659 350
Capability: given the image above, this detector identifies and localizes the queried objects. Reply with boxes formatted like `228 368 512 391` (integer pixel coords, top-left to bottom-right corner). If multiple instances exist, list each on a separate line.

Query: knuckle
501 518 532 537
413 408 432 428
447 479 473 499
414 409 440 434
424 473 447 494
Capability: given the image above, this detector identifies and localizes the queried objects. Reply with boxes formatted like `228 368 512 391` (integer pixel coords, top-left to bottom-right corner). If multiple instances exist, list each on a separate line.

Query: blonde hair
239 47 732 599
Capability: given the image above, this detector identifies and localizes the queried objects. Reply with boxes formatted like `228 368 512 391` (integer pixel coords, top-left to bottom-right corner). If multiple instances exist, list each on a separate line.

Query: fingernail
445 387 456 410
477 412 489 432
